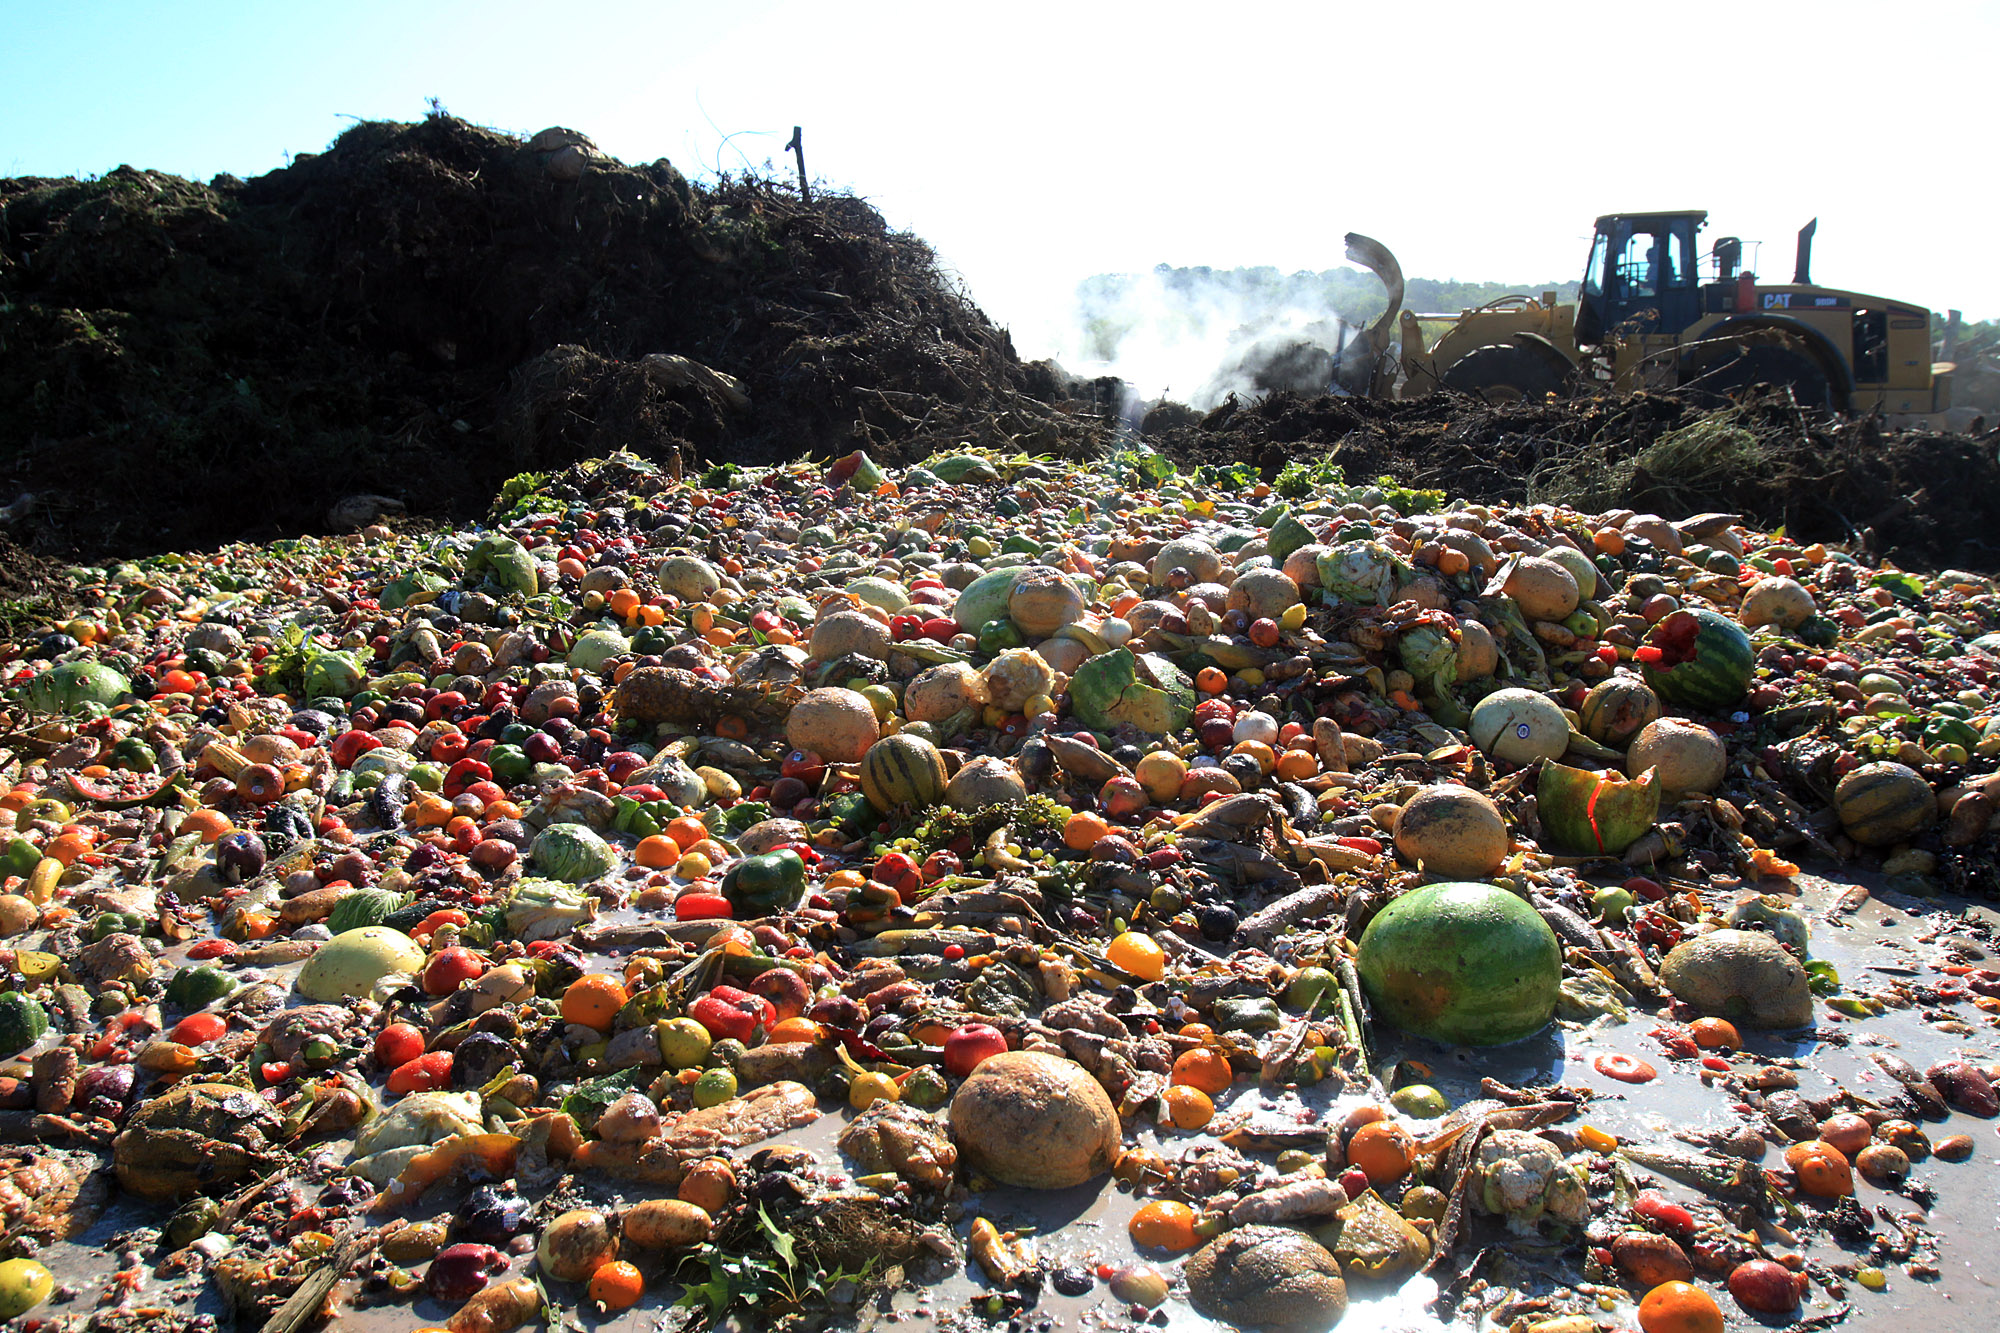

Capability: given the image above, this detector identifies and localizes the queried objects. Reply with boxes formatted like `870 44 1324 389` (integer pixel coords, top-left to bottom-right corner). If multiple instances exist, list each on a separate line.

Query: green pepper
111 737 158 773
977 618 1025 655
487 744 533 784
90 911 145 941
165 963 239 1011
720 850 808 915
0 839 41 881
630 625 674 655
612 797 673 840
822 793 875 836
498 723 535 747
1212 996 1284 1033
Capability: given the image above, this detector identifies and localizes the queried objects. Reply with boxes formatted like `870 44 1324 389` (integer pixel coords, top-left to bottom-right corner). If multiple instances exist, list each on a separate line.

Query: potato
621 1198 713 1249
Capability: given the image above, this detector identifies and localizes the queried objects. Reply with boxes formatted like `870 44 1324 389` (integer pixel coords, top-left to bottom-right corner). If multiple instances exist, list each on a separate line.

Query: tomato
688 986 771 1044
385 1050 454 1095
185 939 236 961
170 1012 228 1046
674 893 734 921
1633 1190 1695 1237
374 1023 427 1069
260 1061 295 1084
422 947 487 996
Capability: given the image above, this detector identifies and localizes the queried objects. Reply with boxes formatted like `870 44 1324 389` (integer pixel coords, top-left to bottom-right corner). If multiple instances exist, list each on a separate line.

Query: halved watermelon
1638 608 1754 712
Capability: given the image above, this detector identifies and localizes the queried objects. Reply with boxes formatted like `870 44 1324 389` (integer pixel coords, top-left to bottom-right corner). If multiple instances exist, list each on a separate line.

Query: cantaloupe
785 688 881 764
949 1051 1120 1188
1834 761 1937 847
1392 786 1510 879
1503 556 1580 623
1469 688 1569 764
860 734 949 813
1626 718 1726 793
1739 577 1816 631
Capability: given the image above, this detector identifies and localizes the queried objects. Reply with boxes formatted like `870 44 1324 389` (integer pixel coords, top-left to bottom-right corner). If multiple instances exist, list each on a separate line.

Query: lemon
655 1017 712 1070
0 1257 52 1318
692 1067 738 1109
848 1071 900 1110
1389 1084 1449 1119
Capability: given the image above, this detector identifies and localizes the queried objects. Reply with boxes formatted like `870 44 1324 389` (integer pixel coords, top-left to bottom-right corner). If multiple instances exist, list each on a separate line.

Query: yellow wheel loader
1341 215 1954 421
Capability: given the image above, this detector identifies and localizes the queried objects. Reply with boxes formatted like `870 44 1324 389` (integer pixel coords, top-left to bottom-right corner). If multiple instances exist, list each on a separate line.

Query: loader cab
1575 211 1705 345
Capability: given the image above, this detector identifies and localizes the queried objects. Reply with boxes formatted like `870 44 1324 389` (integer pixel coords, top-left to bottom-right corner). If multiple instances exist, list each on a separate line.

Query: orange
1165 1085 1215 1130
664 816 710 851
1170 1047 1233 1096
634 835 682 870
1636 1280 1723 1333
1688 1017 1740 1050
766 1017 823 1045
561 974 629 1032
608 589 642 621
1347 1121 1415 1186
1062 812 1111 851
1128 1200 1198 1253
1195 666 1228 694
1274 749 1318 782
1177 1021 1215 1042
587 1259 645 1311
43 830 93 867
1783 1141 1853 1197
179 809 234 843
1105 931 1166 983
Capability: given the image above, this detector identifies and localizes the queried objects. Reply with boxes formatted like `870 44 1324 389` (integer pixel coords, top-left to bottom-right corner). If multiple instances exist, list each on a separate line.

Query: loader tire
1682 345 1833 411
1440 344 1567 406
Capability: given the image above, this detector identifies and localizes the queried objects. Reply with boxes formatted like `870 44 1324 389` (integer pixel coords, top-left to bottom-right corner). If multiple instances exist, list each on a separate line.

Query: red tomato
942 1023 1009 1077
170 1012 229 1046
185 939 236 961
422 946 487 996
689 985 772 1044
374 1023 427 1069
675 893 735 921
385 1050 454 1095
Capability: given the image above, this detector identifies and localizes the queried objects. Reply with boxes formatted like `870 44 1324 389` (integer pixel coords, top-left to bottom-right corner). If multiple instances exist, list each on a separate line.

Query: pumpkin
1503 556 1580 622
1626 718 1727 794
1739 576 1817 631
808 609 890 662
860 734 948 813
1391 786 1509 879
948 1051 1120 1189
785 688 880 764
1007 566 1086 639
1578 675 1662 748
945 757 1027 810
1834 761 1937 847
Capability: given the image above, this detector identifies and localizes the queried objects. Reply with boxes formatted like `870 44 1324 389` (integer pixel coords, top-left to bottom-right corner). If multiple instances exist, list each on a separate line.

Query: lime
0 1257 52 1318
655 1017 712 1070
1285 966 1338 1011
692 1067 738 1109
1389 1084 1449 1119
848 1071 900 1110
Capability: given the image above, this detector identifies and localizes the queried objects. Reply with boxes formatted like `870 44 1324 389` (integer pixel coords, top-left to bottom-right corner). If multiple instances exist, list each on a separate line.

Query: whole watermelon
1639 608 1754 712
1356 881 1561 1046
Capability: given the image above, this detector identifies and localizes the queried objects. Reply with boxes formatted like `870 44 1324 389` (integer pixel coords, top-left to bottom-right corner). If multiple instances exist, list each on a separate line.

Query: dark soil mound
0 116 1110 562
3 112 1996 577
1143 390 2000 574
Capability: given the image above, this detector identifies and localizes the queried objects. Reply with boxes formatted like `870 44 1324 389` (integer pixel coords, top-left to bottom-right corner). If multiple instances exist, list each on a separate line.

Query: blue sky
5 0 1995 364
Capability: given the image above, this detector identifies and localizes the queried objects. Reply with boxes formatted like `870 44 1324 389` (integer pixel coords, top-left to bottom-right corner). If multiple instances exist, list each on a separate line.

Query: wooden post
784 126 810 203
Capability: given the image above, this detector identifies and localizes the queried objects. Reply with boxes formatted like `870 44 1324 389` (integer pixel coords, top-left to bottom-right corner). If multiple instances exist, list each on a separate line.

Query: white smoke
1039 263 1375 414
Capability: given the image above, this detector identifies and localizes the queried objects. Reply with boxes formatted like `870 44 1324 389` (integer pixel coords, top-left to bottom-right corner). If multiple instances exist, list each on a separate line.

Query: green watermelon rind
1355 881 1562 1046
1640 608 1754 712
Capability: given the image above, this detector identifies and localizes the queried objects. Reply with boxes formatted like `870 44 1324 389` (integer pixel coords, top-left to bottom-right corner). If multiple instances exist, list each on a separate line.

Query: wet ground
29 869 2000 1332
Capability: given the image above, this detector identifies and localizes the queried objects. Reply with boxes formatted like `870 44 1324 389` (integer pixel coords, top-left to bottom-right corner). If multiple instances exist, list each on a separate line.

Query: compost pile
0 441 1998 1333
6 112 2000 598
0 116 1107 566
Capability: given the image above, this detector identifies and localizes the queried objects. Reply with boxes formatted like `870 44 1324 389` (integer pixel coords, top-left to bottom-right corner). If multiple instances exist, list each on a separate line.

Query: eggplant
368 773 409 829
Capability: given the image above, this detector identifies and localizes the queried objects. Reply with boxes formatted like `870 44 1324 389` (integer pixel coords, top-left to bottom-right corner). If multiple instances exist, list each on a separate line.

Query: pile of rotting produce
0 442 1997 1332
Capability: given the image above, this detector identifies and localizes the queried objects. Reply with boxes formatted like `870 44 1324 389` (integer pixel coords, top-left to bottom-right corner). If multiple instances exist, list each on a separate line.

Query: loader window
1582 232 1609 298
1663 230 1688 288
1615 232 1658 298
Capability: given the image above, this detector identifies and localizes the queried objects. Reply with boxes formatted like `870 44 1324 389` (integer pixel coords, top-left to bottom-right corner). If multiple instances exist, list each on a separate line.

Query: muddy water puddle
28 874 2000 1332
